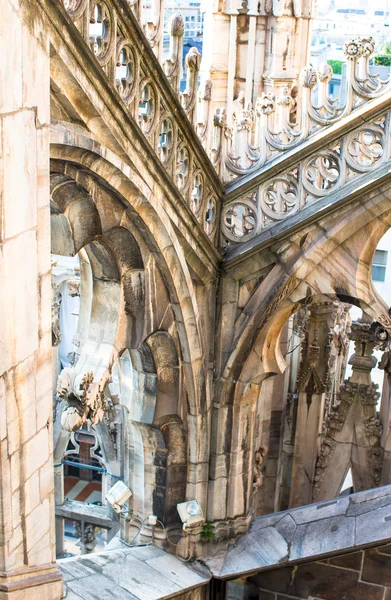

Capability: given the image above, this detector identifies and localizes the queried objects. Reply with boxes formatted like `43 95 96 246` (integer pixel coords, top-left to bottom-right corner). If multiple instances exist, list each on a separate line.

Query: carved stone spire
313 315 385 500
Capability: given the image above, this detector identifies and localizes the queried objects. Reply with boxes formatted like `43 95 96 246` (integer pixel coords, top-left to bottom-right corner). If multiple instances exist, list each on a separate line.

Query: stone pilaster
0 1 62 597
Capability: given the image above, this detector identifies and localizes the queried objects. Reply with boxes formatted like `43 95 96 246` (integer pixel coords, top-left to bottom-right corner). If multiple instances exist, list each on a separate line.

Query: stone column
275 308 308 511
0 1 63 597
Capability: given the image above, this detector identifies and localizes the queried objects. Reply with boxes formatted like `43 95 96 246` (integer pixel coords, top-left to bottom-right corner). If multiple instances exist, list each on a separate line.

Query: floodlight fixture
176 500 204 530
106 481 132 514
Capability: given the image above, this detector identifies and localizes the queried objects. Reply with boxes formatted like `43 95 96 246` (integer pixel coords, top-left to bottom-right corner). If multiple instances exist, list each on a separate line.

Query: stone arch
50 142 205 419
50 134 210 508
51 173 102 254
50 168 149 434
210 183 391 525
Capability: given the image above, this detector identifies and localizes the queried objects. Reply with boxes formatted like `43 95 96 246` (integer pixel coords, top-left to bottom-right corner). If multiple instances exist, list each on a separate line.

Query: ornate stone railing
221 94 391 248
213 37 391 182
56 499 113 554
60 0 220 242
58 4 391 251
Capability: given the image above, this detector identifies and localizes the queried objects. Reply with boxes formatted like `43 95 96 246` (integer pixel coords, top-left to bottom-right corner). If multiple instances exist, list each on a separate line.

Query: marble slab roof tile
59 546 210 600
204 484 391 580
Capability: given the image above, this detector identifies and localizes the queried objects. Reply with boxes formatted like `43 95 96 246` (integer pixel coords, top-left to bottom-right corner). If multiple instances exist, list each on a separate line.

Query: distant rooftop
336 8 366 14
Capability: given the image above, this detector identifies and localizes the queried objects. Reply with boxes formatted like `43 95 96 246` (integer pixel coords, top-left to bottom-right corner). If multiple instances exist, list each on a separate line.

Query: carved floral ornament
256 93 276 116
343 36 376 61
261 176 299 220
346 125 385 171
57 368 110 432
302 151 341 196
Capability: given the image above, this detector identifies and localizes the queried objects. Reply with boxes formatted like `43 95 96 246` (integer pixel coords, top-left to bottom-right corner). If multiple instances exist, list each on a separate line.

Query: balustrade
214 36 391 182
60 0 219 243
60 2 391 251
221 104 391 247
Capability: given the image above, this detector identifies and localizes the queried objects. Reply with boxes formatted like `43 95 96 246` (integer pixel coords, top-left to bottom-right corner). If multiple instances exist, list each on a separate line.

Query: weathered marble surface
204 485 391 579
56 500 113 529
59 545 210 599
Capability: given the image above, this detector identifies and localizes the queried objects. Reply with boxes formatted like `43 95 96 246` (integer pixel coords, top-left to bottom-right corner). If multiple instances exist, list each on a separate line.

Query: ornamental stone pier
0 1 62 598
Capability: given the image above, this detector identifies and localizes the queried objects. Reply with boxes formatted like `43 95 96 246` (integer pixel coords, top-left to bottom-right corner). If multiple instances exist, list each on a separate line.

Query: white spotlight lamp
106 481 132 514
176 500 204 531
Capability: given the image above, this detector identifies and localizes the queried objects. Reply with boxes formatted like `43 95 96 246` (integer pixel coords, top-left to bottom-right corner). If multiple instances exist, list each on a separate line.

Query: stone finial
186 46 202 72
234 105 254 132
317 62 333 83
276 88 293 107
203 79 212 101
369 320 390 351
238 1 249 14
343 37 364 60
213 107 226 128
66 279 80 297
164 13 185 93
361 36 376 57
299 66 318 89
255 93 276 116
182 47 202 123
169 13 184 37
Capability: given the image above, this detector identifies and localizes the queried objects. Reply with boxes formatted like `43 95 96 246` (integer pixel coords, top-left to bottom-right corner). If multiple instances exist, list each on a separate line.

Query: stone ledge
0 564 62 595
55 500 113 530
